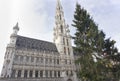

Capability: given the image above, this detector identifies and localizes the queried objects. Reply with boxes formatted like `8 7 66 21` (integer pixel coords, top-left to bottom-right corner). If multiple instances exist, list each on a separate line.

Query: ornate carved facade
0 0 79 81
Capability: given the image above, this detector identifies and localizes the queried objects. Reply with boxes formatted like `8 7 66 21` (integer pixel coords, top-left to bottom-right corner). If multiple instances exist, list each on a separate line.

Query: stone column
48 71 50 77
21 69 24 78
38 71 40 78
52 59 54 65
18 56 20 63
43 70 45 77
34 57 36 64
29 57 31 64
52 70 54 77
56 71 58 77
24 56 26 63
33 70 35 78
27 70 30 78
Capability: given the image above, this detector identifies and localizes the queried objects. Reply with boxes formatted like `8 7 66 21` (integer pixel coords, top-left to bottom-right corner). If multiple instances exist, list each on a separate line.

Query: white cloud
0 0 50 74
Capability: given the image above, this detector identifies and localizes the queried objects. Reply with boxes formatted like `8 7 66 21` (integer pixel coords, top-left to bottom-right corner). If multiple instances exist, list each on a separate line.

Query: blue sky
0 0 120 74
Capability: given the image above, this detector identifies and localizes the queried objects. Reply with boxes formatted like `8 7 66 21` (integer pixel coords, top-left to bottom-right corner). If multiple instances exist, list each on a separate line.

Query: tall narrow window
20 56 23 62
57 59 59 64
11 70 16 78
26 56 29 62
14 55 18 61
58 71 60 77
45 71 48 77
68 48 70 55
54 71 56 77
29 70 33 77
36 57 39 63
66 71 68 76
67 39 69 46
24 70 28 78
40 71 43 77
65 60 67 64
60 15 61 20
18 70 21 78
71 71 73 76
31 57 34 62
45 58 48 64
41 58 43 63
35 71 38 78
50 71 52 77
64 47 66 54
61 25 63 33
63 38 65 45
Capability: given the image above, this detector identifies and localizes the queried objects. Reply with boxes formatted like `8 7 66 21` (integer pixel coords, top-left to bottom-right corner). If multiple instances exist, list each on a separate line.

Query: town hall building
0 0 80 81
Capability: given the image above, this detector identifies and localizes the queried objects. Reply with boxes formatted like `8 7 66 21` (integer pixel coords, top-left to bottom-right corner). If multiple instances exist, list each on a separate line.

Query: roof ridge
17 35 55 44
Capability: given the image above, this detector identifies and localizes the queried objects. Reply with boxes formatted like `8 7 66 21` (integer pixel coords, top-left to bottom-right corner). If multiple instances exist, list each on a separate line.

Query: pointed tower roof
13 22 19 31
55 0 64 21
56 0 62 9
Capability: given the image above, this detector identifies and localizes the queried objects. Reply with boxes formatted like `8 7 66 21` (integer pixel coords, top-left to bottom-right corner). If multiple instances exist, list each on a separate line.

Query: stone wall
0 78 63 81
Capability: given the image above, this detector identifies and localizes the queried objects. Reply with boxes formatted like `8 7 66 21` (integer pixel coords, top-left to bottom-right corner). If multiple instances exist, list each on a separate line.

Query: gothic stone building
0 0 80 81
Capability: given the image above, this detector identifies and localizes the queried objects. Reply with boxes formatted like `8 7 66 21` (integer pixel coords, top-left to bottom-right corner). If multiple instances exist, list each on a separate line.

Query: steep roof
15 35 58 53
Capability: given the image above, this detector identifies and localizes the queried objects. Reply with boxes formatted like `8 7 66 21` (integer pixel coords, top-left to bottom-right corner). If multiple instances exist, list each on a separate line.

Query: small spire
13 22 19 31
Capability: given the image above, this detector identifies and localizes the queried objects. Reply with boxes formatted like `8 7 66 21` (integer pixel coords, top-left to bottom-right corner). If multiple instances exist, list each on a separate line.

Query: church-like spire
55 0 65 26
54 0 67 41
53 0 72 55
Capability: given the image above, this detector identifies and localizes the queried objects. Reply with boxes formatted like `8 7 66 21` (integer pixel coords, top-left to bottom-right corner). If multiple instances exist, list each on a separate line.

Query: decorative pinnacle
13 22 19 31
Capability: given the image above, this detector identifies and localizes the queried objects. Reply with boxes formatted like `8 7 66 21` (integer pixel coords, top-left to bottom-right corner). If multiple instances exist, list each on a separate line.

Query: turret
1 23 20 78
10 23 19 44
12 22 19 35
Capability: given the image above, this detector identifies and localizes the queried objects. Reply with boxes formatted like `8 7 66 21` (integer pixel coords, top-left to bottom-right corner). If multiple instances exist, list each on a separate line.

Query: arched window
67 79 72 81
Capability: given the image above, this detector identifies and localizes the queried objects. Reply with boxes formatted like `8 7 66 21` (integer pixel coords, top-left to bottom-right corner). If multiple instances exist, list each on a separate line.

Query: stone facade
0 0 79 81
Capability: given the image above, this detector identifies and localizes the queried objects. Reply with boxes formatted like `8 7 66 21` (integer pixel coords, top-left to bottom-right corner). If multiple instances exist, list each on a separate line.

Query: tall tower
54 0 73 56
54 0 77 81
1 23 19 78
